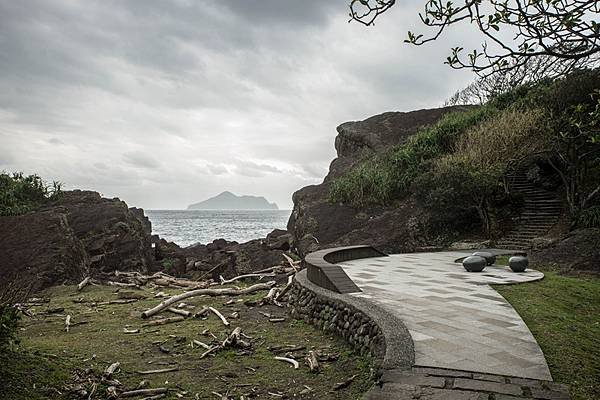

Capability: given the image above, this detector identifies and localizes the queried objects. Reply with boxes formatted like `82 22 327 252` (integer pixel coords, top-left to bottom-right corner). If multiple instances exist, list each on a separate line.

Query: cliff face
287 106 472 256
0 190 154 291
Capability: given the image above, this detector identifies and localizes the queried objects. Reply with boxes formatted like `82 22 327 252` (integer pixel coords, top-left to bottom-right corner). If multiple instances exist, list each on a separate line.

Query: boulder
266 229 292 251
0 208 89 291
51 191 154 274
462 256 487 272
288 106 474 255
0 190 155 292
509 256 528 272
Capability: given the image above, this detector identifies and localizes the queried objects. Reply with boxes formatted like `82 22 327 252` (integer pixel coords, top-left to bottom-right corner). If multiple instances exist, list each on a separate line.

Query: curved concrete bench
304 245 387 293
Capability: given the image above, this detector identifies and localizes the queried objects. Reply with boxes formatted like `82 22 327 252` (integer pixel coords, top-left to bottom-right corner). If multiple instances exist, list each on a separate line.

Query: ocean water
146 209 291 247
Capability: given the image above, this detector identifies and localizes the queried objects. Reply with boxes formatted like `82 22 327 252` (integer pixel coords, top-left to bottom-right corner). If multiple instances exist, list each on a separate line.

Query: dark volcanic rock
52 191 154 274
288 106 471 255
157 235 288 281
0 208 89 291
530 228 600 274
0 190 155 291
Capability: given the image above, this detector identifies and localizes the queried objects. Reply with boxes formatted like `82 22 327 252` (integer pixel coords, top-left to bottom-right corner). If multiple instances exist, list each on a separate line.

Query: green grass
494 270 600 400
328 106 494 208
4 284 375 399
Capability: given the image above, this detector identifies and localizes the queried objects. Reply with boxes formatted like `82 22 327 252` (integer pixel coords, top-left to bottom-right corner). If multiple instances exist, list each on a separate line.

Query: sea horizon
146 209 291 247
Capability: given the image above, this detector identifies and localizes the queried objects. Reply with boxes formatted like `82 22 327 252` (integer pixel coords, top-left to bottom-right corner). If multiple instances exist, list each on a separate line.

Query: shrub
415 107 549 233
329 106 494 207
0 272 31 349
578 206 600 228
0 172 62 216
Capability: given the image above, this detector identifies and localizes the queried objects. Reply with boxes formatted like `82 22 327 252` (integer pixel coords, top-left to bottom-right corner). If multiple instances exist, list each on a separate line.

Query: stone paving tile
339 251 551 381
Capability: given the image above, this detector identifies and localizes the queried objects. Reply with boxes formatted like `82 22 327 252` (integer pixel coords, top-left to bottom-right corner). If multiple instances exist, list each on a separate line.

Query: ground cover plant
494 267 600 400
1 283 375 400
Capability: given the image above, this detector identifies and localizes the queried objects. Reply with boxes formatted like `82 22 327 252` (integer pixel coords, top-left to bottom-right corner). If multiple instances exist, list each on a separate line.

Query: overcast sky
0 0 478 210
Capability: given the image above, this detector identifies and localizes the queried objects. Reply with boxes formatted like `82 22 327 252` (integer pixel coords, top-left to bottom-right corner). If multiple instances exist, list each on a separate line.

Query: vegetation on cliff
0 172 62 217
329 70 600 236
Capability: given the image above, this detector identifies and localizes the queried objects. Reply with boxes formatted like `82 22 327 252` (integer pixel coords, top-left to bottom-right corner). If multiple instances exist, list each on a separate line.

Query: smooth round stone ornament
509 256 528 272
462 256 487 272
472 251 496 266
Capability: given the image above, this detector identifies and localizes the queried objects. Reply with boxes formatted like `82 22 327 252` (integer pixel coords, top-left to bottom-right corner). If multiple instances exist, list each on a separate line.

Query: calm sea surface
146 210 291 247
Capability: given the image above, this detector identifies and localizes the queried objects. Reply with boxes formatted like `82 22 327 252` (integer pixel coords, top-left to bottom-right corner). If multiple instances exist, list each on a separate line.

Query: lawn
494 268 600 400
1 283 375 399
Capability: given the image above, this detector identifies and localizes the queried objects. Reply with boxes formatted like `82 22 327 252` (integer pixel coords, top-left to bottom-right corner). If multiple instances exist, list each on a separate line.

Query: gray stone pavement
339 251 552 381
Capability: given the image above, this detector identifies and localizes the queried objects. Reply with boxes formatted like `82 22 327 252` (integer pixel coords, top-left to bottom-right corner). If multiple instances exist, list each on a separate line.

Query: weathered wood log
275 276 294 302
194 306 209 318
141 316 185 327
123 328 140 334
209 307 230 326
269 318 285 323
166 307 191 317
104 362 120 378
136 367 178 375
219 273 277 285
120 388 167 397
192 339 211 349
306 351 319 373
141 282 275 318
97 299 138 306
64 315 71 332
260 288 283 307
282 254 299 272
274 356 299 369
107 281 140 288
77 277 91 291
333 374 357 391
200 345 220 359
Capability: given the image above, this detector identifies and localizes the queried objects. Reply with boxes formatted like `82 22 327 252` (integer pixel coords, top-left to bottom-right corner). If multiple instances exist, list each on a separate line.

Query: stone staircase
495 170 562 250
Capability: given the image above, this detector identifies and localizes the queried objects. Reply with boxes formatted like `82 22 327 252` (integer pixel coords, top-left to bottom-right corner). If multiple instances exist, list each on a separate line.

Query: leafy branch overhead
349 0 600 78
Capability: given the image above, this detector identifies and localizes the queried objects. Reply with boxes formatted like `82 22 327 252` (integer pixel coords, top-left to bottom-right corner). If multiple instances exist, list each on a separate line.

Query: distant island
187 191 279 210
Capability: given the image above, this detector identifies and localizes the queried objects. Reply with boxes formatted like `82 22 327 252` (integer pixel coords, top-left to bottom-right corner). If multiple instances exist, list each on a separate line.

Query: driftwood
274 356 299 369
209 307 230 326
97 299 138 306
166 307 191 317
65 315 71 332
107 281 140 288
275 276 294 302
260 288 283 307
222 327 250 348
139 394 166 400
333 375 357 391
141 316 185 327
200 345 220 359
120 388 167 397
77 277 91 291
141 282 275 318
269 318 285 323
282 253 299 272
136 367 178 375
123 328 140 334
306 351 319 372
192 339 211 349
219 272 276 285
194 306 209 318
104 362 120 379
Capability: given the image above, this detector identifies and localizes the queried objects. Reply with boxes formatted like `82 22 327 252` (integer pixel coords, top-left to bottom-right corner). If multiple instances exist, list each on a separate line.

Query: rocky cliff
287 106 473 256
0 190 154 291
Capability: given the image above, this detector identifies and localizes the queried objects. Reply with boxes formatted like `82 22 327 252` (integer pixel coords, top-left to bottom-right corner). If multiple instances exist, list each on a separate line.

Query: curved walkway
338 251 551 381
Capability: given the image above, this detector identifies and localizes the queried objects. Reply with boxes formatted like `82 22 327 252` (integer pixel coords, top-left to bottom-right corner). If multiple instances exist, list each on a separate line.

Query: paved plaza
339 251 552 380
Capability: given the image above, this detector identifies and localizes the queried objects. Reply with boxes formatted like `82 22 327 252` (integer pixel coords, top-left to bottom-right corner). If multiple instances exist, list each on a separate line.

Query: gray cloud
0 1 478 209
123 151 161 169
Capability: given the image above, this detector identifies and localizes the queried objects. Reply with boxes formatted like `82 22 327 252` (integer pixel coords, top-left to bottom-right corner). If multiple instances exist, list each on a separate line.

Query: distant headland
187 191 279 210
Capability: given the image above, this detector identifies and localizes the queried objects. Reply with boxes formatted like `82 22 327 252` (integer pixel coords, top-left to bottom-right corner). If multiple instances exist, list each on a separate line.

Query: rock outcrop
0 208 89 291
154 232 289 281
52 191 153 274
0 190 154 291
288 106 472 256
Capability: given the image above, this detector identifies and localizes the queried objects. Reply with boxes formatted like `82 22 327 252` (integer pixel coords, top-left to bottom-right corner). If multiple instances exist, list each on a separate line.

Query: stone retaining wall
288 270 414 370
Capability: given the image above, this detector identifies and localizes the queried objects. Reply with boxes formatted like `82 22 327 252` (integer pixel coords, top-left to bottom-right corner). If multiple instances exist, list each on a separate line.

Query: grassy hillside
329 70 600 237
